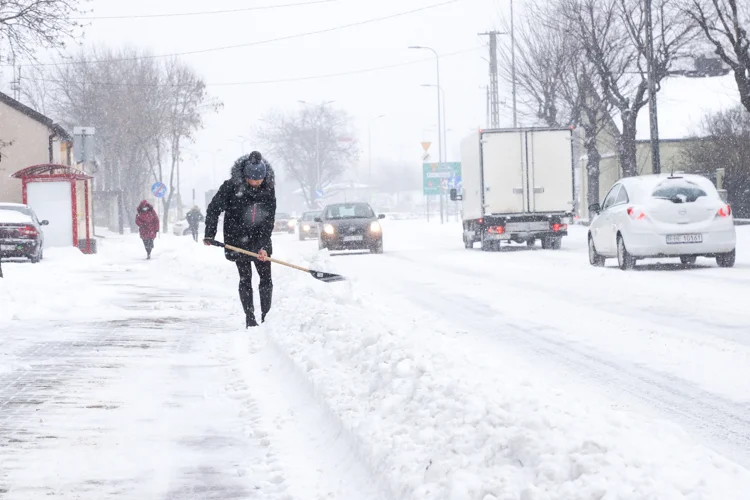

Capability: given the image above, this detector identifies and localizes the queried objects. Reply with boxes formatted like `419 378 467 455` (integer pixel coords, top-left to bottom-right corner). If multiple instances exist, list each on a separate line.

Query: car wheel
30 252 40 264
372 241 384 254
617 234 636 270
318 241 326 251
588 236 605 267
716 249 736 268
680 255 697 265
299 234 305 241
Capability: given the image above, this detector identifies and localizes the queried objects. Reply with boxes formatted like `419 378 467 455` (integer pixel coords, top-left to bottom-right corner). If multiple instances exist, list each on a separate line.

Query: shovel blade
309 269 346 283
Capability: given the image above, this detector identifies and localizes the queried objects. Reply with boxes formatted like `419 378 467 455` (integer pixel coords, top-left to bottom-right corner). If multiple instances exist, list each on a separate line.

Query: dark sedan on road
316 202 384 253
274 212 296 233
0 203 48 263
298 210 321 240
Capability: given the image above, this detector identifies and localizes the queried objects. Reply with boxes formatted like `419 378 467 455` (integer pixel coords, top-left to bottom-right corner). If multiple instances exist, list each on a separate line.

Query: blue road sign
315 189 324 200
151 182 167 198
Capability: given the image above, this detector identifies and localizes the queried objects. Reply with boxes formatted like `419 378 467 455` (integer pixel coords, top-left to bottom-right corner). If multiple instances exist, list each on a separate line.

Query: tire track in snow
213 331 391 500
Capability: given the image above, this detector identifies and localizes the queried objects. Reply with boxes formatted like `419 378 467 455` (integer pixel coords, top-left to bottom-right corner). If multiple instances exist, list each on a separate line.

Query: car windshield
276 213 291 219
302 212 319 221
325 204 374 219
651 179 708 203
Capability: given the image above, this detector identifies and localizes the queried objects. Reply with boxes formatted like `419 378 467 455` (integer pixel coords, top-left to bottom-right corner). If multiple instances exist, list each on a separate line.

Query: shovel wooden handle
222 243 311 273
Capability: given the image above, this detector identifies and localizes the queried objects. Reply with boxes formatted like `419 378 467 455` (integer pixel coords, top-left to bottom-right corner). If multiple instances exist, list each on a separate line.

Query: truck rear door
527 129 574 213
481 130 526 214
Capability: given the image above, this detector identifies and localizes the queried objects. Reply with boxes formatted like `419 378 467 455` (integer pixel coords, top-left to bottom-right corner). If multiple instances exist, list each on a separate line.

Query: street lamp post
368 114 386 180
410 45 444 224
421 84 446 166
299 100 334 199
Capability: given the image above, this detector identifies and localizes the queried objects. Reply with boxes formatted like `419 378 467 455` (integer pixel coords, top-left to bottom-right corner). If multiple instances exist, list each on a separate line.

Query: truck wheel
541 238 550 250
551 238 562 250
526 238 535 247
481 233 492 251
463 235 473 249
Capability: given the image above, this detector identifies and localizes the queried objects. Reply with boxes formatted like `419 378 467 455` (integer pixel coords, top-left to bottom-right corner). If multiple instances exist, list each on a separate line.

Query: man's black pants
236 258 273 319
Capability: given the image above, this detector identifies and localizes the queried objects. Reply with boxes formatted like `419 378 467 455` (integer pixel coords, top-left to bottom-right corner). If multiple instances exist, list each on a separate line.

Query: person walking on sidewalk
185 206 204 242
135 200 159 259
204 151 276 328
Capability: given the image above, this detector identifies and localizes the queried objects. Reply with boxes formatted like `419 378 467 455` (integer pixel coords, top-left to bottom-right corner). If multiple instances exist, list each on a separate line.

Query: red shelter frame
11 164 94 253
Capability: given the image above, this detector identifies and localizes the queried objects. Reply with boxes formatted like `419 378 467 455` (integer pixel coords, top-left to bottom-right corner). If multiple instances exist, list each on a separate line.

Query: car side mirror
314 217 322 223
450 188 462 201
40 220 49 226
378 214 385 219
588 203 600 215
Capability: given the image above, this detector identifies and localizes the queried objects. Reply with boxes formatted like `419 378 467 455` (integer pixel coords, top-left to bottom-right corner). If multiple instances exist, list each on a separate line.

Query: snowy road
2 221 750 499
311 222 750 468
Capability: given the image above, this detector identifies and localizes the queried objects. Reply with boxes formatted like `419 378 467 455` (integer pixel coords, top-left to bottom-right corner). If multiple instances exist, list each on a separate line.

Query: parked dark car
274 212 295 233
0 203 48 263
298 210 321 240
316 202 384 253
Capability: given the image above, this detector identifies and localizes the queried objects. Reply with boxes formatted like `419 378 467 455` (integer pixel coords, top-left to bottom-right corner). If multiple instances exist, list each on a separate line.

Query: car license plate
666 233 702 244
1 244 17 251
343 235 363 242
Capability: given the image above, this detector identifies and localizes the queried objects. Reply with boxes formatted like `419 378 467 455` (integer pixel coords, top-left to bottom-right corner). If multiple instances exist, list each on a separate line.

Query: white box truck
452 127 575 250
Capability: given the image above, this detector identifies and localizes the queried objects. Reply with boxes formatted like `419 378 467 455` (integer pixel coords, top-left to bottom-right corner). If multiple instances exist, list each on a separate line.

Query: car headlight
323 224 335 235
288 219 296 227
369 221 382 233
302 224 311 231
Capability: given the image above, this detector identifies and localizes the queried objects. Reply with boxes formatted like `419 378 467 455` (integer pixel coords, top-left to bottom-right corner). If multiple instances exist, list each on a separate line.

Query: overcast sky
4 0 523 201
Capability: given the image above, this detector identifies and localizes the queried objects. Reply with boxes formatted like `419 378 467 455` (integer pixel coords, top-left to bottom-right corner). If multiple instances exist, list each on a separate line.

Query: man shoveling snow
204 151 276 328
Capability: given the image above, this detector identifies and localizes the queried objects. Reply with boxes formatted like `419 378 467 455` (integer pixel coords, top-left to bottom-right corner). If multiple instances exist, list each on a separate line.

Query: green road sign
423 162 461 195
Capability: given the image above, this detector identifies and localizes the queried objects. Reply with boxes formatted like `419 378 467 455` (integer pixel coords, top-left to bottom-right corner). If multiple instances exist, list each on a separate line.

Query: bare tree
0 0 84 59
684 0 750 113
51 46 219 231
20 65 53 115
682 106 750 216
498 1 613 210
257 103 359 208
497 2 568 127
564 0 697 177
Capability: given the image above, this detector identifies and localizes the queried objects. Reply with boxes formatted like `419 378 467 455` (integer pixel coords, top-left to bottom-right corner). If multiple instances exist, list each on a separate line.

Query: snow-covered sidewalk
0 234 384 499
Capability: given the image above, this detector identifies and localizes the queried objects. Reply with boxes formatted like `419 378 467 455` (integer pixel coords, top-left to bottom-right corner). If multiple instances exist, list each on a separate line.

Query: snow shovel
206 240 345 283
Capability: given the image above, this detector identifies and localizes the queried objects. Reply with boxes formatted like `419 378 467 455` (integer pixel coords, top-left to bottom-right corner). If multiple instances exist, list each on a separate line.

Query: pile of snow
263 251 750 499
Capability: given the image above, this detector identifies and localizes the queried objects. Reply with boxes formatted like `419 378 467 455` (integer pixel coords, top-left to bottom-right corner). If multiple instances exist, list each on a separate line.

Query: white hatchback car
588 174 736 269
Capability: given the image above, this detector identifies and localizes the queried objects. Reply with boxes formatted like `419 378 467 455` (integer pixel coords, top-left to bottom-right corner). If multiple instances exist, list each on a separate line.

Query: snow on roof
0 209 33 224
635 74 740 141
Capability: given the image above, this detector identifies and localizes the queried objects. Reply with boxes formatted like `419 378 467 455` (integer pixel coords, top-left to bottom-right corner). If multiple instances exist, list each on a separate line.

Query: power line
15 0 459 67
27 47 480 88
73 0 336 20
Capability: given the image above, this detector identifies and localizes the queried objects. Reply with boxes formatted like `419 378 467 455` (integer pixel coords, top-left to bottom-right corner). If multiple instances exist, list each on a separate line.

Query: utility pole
478 31 501 128
10 60 21 101
645 0 661 174
510 0 518 127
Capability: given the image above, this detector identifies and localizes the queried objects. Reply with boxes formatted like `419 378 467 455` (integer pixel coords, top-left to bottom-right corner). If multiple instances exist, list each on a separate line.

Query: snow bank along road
1 221 749 499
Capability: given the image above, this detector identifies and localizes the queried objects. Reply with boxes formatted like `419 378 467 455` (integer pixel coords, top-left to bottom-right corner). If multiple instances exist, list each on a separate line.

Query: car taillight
627 207 646 220
18 225 37 238
488 226 504 234
552 223 568 232
717 205 732 217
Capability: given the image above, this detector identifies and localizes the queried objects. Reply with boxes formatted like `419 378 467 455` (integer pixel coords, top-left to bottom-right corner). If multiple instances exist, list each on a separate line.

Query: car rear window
302 212 319 221
277 213 291 219
651 180 708 203
0 209 33 224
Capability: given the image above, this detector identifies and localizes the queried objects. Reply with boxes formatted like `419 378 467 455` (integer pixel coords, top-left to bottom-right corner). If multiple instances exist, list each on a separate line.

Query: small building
0 92 73 203
11 164 95 253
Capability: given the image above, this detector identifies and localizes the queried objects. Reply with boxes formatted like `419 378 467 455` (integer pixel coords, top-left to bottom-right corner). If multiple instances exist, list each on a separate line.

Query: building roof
0 91 71 141
11 164 92 180
634 74 741 141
